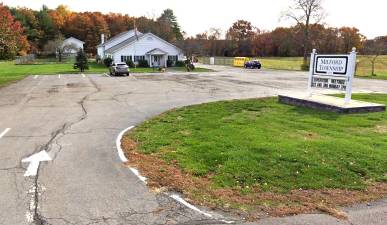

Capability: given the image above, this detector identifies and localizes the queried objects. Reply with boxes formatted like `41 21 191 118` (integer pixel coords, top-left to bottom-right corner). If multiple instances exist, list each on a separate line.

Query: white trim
115 125 134 162
0 128 11 139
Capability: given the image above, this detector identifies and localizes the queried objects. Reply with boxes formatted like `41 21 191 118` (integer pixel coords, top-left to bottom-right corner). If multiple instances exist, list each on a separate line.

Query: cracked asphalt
0 65 386 225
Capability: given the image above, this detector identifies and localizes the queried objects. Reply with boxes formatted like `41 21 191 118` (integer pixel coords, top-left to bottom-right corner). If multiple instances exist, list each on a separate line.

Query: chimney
101 34 105 44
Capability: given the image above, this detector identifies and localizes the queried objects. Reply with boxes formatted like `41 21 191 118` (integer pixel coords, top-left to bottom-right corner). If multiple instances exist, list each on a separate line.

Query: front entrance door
152 55 161 67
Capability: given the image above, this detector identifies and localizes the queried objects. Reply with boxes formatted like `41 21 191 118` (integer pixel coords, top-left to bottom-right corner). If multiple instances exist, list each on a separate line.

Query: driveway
0 66 386 225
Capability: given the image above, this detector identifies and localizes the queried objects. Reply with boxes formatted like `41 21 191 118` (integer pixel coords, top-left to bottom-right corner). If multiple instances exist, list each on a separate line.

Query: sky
2 0 387 39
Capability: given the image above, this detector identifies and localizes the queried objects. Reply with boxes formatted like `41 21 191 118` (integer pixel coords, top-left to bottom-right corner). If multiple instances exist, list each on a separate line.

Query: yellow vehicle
233 57 250 67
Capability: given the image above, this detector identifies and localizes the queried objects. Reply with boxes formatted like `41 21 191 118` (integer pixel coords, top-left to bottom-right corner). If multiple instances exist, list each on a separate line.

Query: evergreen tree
36 5 55 48
74 49 89 72
157 9 183 41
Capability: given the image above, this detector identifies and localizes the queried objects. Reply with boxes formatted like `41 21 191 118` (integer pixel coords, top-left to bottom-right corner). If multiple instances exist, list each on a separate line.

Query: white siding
63 38 84 53
112 34 182 63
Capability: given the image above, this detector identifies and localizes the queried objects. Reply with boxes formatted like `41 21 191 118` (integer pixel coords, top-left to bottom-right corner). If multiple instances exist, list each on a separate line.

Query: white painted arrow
22 150 52 177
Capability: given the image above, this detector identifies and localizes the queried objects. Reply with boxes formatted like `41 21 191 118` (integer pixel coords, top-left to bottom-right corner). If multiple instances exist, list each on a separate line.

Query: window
134 55 145 62
121 55 132 62
168 55 178 62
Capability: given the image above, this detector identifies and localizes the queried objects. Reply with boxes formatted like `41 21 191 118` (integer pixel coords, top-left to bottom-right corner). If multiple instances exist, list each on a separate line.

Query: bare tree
282 0 325 65
208 28 222 56
43 35 78 62
362 38 387 76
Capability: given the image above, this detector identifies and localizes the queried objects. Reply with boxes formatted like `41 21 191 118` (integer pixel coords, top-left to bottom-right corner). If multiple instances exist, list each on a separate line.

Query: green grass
0 60 213 87
0 60 106 87
128 94 387 192
200 56 387 79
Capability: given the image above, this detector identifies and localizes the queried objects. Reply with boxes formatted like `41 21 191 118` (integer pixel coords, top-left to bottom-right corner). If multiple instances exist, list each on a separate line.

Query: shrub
167 59 174 67
126 59 135 68
103 57 113 67
175 60 185 67
138 59 149 68
73 49 89 72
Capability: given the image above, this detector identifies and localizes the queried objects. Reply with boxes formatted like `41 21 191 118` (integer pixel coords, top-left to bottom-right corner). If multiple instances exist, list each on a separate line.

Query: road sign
307 48 357 103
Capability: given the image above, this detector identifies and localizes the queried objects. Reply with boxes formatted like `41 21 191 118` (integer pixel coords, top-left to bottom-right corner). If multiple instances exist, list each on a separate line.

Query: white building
97 29 184 67
62 37 84 54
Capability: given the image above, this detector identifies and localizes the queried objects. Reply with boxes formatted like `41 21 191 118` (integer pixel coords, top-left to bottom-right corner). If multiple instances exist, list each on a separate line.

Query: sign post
307 48 357 104
344 48 357 104
307 49 316 97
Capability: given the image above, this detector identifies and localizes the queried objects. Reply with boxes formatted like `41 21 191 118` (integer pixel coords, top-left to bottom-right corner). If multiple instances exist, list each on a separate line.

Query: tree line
1 1 386 62
183 20 386 58
0 3 183 59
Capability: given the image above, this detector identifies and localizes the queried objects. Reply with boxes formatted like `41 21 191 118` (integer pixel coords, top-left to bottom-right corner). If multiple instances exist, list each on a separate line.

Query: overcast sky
2 0 386 39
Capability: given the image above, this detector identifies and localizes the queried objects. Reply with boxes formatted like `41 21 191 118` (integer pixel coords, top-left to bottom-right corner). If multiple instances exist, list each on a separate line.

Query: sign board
307 48 357 103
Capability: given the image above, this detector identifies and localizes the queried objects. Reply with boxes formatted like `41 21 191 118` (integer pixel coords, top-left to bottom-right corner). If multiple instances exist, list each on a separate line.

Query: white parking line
115 125 233 224
81 73 86 78
58 74 61 78
33 75 39 79
0 128 11 139
104 73 111 77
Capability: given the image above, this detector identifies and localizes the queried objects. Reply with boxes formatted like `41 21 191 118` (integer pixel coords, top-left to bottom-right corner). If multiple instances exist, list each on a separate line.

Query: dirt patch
375 124 387 133
122 136 387 221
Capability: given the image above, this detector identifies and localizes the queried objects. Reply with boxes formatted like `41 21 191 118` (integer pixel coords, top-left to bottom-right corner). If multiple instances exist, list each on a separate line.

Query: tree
282 0 325 65
157 9 183 41
36 5 56 48
338 27 365 53
362 37 387 76
226 20 255 56
43 35 78 62
10 7 41 52
74 49 89 72
49 5 72 33
0 4 29 59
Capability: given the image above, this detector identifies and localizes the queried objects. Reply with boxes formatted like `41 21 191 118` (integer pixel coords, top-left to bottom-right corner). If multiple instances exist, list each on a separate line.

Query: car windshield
117 63 127 66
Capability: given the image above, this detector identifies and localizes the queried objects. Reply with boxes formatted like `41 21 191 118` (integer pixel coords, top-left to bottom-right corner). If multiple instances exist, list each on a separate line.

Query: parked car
109 63 129 76
244 60 262 69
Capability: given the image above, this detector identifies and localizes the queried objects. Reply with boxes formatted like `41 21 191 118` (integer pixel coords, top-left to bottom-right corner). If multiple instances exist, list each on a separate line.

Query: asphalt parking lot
1 66 386 225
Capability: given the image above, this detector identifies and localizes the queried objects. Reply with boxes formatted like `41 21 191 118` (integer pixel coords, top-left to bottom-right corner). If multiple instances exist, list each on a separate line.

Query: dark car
244 60 262 69
109 63 129 76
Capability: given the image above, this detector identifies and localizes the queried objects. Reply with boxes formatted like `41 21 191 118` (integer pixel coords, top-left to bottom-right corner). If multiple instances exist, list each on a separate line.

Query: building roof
103 32 183 55
105 34 145 54
64 37 84 44
98 30 143 48
146 48 168 55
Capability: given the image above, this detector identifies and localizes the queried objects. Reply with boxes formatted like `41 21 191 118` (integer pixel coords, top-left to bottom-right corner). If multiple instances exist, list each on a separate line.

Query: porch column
164 55 167 67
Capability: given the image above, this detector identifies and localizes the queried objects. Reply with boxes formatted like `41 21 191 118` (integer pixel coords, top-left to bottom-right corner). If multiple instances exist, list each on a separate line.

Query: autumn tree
0 4 29 59
49 5 72 33
10 7 41 52
338 27 365 53
226 20 255 56
282 0 325 65
104 13 134 37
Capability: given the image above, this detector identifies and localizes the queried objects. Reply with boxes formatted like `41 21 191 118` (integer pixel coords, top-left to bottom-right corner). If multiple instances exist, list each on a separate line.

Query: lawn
0 60 213 87
200 56 387 79
0 60 107 87
123 94 387 218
